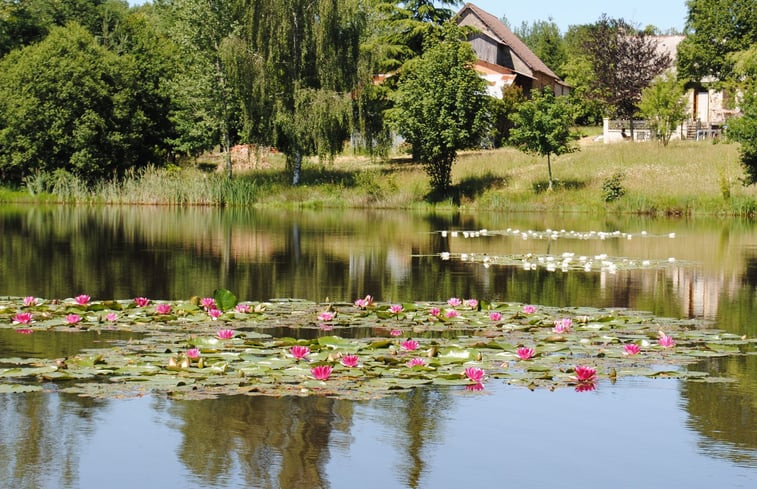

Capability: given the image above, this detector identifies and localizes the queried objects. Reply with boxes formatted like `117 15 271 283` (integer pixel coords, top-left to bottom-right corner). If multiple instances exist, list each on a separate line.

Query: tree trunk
547 153 553 191
291 150 302 185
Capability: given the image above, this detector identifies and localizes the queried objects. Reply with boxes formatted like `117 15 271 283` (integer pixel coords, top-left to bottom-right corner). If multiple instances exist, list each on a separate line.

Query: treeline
0 0 755 190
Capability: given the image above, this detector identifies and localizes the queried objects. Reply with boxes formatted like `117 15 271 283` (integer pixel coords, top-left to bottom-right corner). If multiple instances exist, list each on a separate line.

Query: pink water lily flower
208 308 222 320
429 307 441 317
155 303 172 315
445 309 459 319
23 296 37 307
186 348 200 359
15 328 33 335
354 295 373 309
134 297 150 307
447 297 462 307
574 365 597 383
553 318 572 334
318 311 336 322
522 305 537 314
311 365 333 380
389 304 404 315
106 313 118 322
290 345 311 360
516 347 535 360
200 297 216 310
74 294 90 305
13 312 33 325
623 343 641 356
489 311 503 322
235 303 251 313
658 331 675 348
340 354 360 368
464 298 478 309
65 314 82 325
217 329 235 340
406 357 426 368
464 367 485 383
390 329 403 337
400 339 420 351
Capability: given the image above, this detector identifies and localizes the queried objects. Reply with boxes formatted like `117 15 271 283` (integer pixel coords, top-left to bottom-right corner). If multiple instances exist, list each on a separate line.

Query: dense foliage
638 72 688 146
389 25 490 194
508 88 578 191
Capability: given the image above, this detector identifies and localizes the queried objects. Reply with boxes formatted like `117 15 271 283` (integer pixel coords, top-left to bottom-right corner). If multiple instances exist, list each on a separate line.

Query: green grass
2 140 756 216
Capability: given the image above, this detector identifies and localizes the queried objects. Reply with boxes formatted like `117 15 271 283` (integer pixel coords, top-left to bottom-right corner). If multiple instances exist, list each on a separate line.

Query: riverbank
2 139 755 216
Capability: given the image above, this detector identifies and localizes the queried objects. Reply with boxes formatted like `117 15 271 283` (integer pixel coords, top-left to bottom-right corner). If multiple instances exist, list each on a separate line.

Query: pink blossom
186 348 200 359
65 314 82 325
318 311 336 322
389 304 404 315
406 357 426 368
390 329 403 337
74 294 90 305
319 323 333 331
106 313 118 322
155 303 172 315
522 305 537 314
516 347 535 360
134 297 150 307
445 309 459 319
235 303 251 313
15 328 33 335
658 332 675 348
489 311 502 322
311 365 333 380
553 318 572 333
23 296 37 307
290 345 310 360
208 308 222 320
464 298 478 309
400 339 420 351
200 297 216 310
574 365 597 383
354 295 373 309
341 354 360 368
217 329 235 340
623 343 641 356
465 382 485 391
12 312 33 325
447 297 462 307
429 307 441 317
464 367 485 383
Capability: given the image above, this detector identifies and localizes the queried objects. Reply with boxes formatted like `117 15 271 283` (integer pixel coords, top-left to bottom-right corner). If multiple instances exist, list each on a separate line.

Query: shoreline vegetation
2 139 756 217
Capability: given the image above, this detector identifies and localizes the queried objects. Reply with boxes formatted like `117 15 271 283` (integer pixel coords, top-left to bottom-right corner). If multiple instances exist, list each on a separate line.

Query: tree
389 24 490 194
0 23 157 184
509 88 578 191
580 16 671 132
638 72 687 146
514 18 567 78
677 0 757 84
727 46 757 184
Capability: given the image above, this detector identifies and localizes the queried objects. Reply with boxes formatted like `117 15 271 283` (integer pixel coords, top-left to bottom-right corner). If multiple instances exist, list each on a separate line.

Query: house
456 3 569 98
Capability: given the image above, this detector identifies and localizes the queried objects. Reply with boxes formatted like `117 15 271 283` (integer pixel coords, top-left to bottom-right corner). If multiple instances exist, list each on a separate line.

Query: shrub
601 171 626 202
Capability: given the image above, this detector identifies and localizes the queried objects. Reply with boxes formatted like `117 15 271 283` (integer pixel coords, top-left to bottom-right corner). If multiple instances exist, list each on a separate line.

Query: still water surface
0 205 756 488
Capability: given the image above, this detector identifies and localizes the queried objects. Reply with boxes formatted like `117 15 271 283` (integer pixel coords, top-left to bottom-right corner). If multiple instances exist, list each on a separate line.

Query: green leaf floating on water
0 296 754 399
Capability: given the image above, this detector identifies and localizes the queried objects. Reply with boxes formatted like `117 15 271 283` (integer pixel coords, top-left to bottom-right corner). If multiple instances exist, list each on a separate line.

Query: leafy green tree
0 23 159 184
389 24 490 194
638 72 687 146
561 24 605 125
727 46 757 184
509 88 578 191
677 0 757 84
514 18 567 78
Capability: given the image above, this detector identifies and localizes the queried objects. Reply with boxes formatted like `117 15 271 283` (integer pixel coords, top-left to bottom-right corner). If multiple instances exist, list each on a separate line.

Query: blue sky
127 1 688 33
459 1 687 33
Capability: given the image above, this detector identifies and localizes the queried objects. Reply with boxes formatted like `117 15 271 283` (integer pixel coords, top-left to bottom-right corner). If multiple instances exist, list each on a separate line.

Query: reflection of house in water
668 267 742 319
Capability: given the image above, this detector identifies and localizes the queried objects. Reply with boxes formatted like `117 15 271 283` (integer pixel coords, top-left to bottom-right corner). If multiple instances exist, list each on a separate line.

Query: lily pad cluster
0 293 754 400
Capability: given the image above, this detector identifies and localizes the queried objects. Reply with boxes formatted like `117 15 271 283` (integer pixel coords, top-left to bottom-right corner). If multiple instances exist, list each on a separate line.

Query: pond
0 205 756 488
